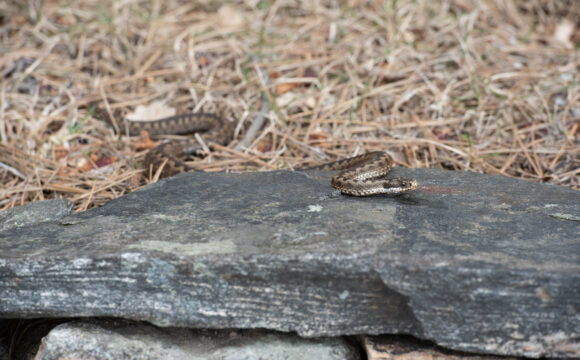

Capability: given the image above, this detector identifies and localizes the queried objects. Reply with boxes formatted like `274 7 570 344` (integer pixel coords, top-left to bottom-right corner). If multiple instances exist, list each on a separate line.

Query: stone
0 199 72 232
33 319 359 360
361 335 517 359
0 169 578 358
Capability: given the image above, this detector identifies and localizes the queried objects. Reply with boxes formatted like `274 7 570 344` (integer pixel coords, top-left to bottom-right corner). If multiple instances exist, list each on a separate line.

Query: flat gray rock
0 198 72 232
34 319 359 360
0 169 578 358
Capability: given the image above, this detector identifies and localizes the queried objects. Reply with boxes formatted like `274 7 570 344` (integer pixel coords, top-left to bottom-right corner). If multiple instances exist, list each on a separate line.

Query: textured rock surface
361 335 516 360
34 319 359 360
0 169 578 358
0 198 72 232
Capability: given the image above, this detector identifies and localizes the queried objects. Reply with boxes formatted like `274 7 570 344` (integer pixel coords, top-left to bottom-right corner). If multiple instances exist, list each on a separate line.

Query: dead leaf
125 101 176 122
255 141 271 153
276 82 300 95
94 156 117 168
197 55 210 67
308 133 332 149
218 5 245 29
553 20 575 49
305 97 317 109
134 130 157 151
77 157 93 172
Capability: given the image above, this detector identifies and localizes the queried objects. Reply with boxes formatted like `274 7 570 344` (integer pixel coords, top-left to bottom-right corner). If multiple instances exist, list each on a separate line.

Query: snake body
302 151 418 196
105 109 417 195
122 113 234 177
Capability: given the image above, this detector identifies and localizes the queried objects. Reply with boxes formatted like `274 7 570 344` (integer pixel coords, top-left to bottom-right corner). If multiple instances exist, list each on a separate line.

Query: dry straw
1 0 578 211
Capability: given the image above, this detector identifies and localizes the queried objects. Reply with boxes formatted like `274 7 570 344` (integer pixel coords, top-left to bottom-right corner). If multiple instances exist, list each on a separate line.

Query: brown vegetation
1 0 579 211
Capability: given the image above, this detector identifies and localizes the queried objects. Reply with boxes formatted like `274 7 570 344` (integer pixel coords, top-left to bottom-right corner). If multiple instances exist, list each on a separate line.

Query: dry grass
1 0 579 211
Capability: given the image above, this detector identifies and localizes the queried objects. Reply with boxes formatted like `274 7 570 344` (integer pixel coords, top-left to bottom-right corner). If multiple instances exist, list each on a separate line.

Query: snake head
383 178 419 194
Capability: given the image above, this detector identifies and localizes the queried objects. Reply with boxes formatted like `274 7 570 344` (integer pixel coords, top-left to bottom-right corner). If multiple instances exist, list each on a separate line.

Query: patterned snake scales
118 112 418 196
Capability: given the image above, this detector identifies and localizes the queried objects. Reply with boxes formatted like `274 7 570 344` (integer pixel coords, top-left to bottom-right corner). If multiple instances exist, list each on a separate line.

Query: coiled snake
300 151 418 196
110 111 418 196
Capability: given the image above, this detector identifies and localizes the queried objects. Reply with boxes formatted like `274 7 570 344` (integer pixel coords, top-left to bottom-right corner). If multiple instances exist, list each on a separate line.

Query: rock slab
0 169 578 358
34 319 359 360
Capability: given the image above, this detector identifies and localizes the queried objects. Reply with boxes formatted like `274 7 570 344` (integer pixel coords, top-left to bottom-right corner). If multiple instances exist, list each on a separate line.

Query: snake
100 108 418 195
117 112 234 177
300 151 418 196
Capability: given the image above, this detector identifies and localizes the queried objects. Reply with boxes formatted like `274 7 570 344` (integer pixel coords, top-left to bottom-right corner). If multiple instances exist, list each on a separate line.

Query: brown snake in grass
109 110 418 195
118 112 234 177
